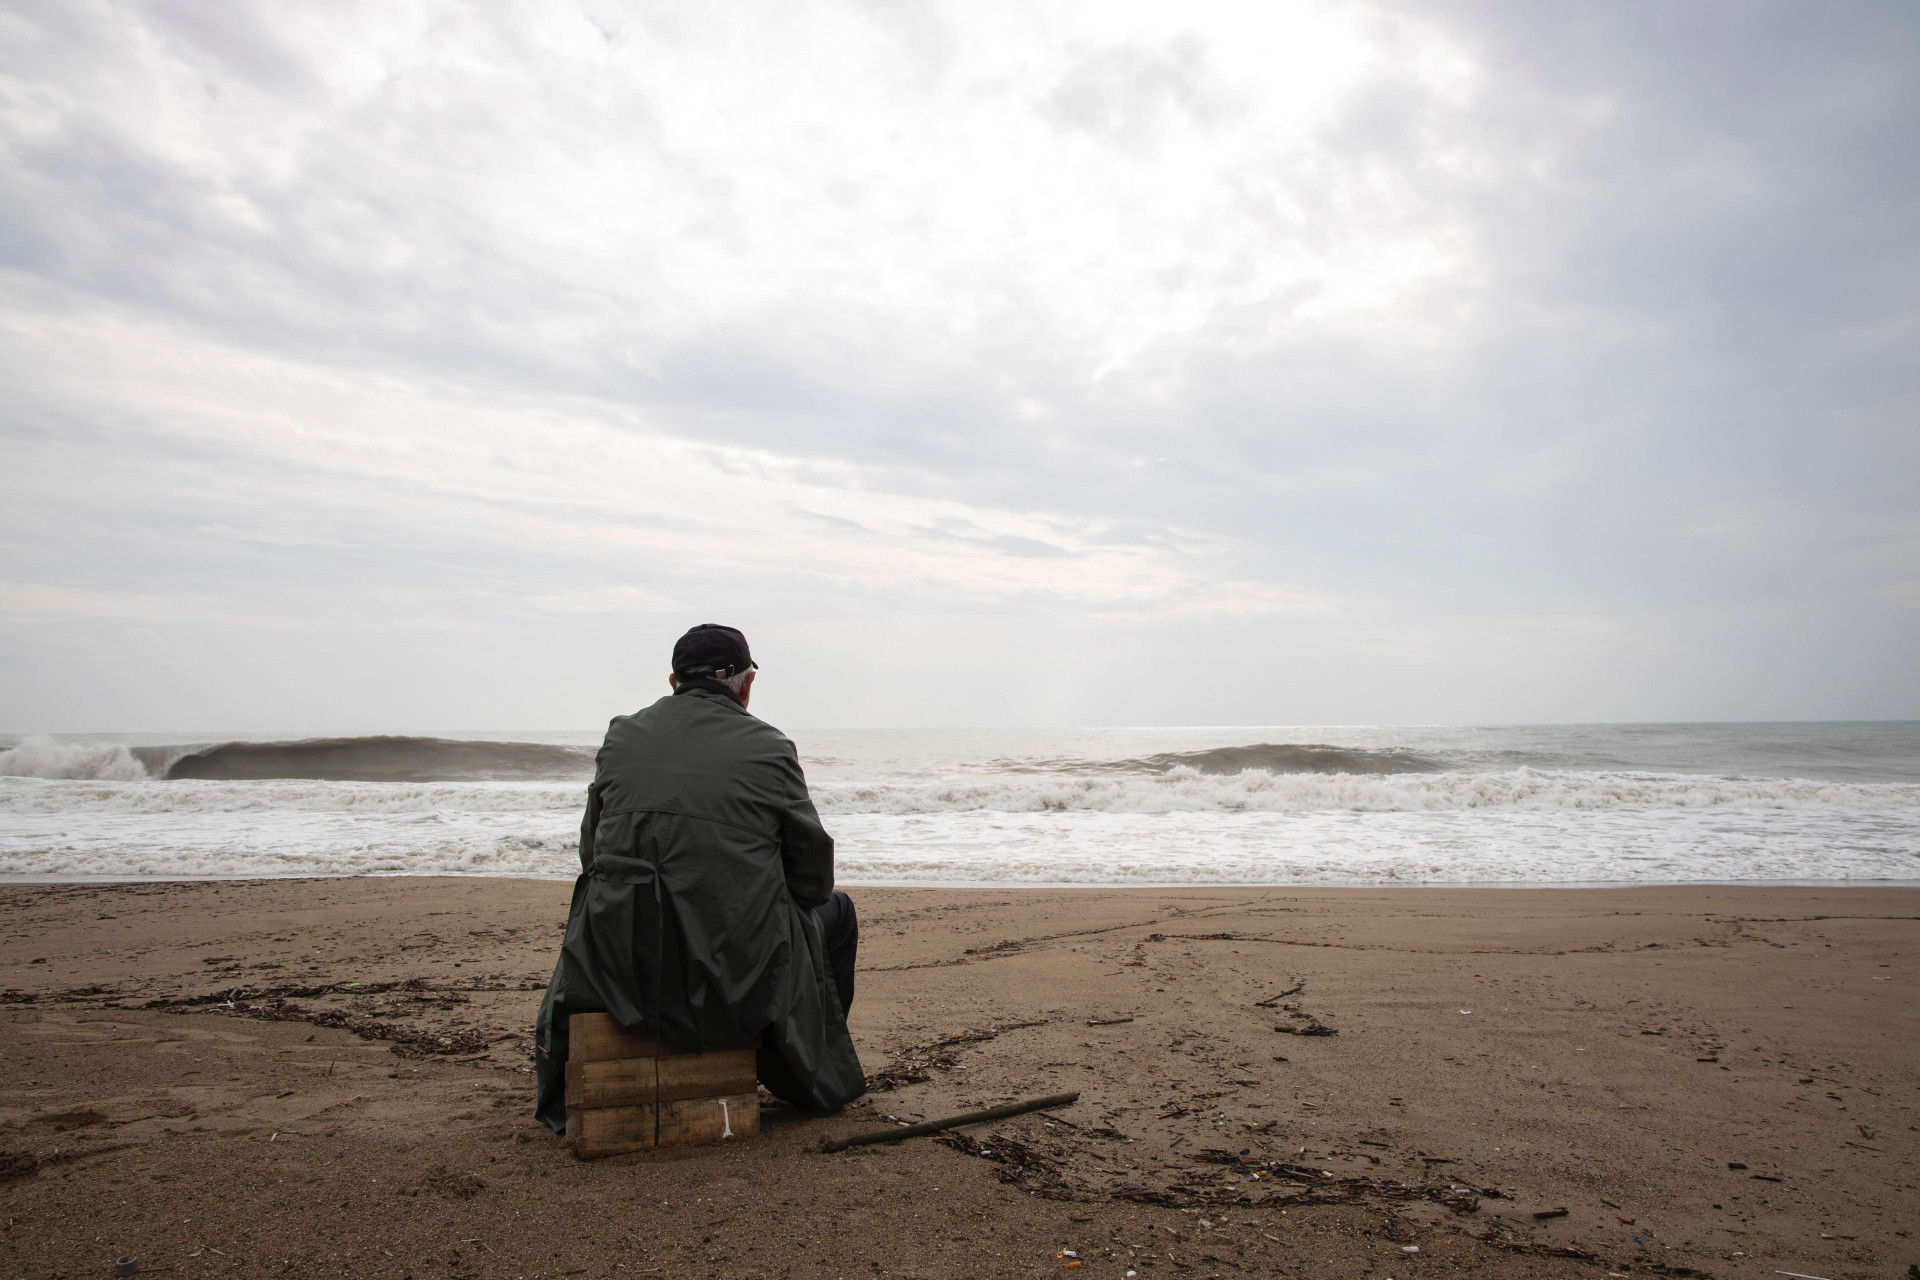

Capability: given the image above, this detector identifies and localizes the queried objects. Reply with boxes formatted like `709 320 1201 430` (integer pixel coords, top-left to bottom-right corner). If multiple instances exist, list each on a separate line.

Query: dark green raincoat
534 685 865 1132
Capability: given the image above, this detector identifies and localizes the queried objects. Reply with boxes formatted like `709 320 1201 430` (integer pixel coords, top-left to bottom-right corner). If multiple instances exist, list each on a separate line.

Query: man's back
587 688 833 912
574 687 835 1049
533 637 865 1132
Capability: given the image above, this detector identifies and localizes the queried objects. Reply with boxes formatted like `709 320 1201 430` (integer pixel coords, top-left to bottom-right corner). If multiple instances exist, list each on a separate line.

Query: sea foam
2 768 1917 885
809 767 1919 814
0 736 149 781
3 768 1914 818
4 724 1916 885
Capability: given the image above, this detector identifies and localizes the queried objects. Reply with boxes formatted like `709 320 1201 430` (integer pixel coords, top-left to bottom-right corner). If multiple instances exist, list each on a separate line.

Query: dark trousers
815 889 858 1014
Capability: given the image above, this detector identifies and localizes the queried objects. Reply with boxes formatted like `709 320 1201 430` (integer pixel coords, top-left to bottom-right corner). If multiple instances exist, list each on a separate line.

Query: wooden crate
568 1015 658 1062
566 1102 656 1155
565 1013 760 1158
658 1092 759 1146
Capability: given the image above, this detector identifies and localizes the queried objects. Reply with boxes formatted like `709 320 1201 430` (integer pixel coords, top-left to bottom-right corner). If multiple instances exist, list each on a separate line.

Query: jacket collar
672 677 744 708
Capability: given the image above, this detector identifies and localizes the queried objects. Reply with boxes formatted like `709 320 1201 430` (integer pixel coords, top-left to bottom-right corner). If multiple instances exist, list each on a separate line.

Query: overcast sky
2 0 1915 732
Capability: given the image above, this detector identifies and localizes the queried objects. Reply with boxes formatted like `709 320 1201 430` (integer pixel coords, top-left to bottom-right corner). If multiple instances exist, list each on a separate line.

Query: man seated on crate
534 623 865 1132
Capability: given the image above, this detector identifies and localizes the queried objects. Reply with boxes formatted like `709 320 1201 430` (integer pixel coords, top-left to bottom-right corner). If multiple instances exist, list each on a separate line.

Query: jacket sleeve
578 779 605 874
775 746 835 910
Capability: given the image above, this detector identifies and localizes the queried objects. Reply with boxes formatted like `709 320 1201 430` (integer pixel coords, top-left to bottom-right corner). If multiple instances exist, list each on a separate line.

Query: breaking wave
4 723 1913 884
1 777 1915 884
0 737 149 781
1016 742 1445 776
0 778 581 815
4 769 1915 817
2 735 1444 784
0 735 596 782
808 768 1920 814
146 736 595 782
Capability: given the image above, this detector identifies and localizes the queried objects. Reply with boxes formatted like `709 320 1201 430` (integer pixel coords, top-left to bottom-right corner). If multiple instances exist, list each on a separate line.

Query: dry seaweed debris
935 1131 1075 1198
1268 1001 1338 1036
211 999 491 1056
5 975 540 1009
4 976 512 1057
864 1020 1051 1092
1118 1150 1494 1215
932 1130 1501 1218
152 980 504 1057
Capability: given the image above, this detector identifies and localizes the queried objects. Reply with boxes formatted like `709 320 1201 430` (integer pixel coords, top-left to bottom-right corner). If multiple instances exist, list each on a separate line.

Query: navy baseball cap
671 624 757 680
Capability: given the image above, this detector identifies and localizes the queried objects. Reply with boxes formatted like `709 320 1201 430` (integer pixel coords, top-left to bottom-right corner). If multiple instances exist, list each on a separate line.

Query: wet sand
2 879 1915 1279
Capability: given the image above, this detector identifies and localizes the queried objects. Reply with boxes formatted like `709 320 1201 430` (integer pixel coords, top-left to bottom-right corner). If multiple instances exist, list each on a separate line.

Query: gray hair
682 666 753 695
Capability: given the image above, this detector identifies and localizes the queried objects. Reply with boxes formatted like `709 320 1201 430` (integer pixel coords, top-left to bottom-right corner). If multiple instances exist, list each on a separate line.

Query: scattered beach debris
1532 1207 1569 1220
936 1130 1075 1197
1273 1016 1337 1037
1050 1148 1506 1217
864 1020 1051 1091
1087 1016 1135 1026
824 1091 1080 1153
7 976 535 1059
0 1152 37 1184
1265 999 1337 1035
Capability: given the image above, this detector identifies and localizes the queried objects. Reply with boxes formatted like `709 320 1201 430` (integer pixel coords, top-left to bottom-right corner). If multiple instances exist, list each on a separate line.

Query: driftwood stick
822 1092 1081 1153
1255 980 1306 1007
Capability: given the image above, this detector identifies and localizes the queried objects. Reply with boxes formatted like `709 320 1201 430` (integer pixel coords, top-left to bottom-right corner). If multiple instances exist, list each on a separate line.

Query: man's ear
668 673 679 692
739 669 756 707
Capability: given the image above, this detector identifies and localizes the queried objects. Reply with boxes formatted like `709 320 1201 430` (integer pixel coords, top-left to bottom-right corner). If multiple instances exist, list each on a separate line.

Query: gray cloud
1 0 1914 729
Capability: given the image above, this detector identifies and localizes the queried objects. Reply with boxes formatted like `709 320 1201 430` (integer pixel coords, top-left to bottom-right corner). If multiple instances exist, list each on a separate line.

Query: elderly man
534 623 864 1132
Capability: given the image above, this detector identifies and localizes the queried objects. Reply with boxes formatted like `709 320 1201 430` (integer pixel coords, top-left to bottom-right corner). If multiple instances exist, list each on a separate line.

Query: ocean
2 723 1917 886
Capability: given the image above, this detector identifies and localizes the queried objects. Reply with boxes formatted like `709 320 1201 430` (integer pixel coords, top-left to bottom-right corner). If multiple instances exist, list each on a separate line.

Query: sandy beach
2 879 1914 1279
